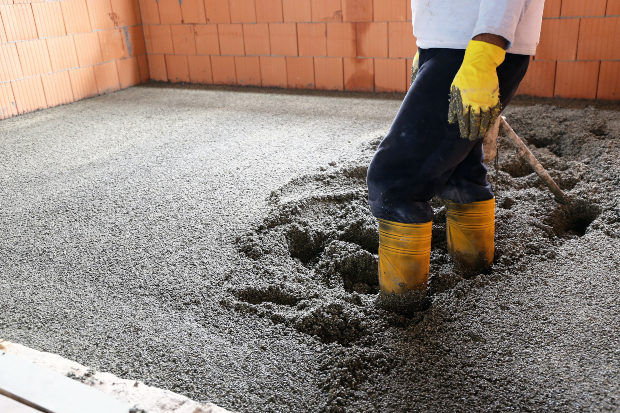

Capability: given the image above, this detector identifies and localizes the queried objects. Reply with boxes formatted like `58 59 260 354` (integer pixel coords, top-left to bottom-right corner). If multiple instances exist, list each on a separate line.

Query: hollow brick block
577 17 620 61
204 0 231 23
61 0 92 34
561 0 607 17
554 61 599 99
180 0 207 24
269 23 298 56
0 82 18 120
211 55 237 84
260 56 287 87
388 21 417 58
187 55 213 83
535 18 580 61
256 0 284 22
343 57 373 91
244 23 271 55
0 43 23 83
69 66 98 100
99 29 130 62
16 39 52 78
311 0 342 22
342 0 372 22
356 22 388 57
597 61 620 100
165 54 191 83
195 24 220 55
218 24 245 55
516 60 556 98
298 23 327 56
12 76 48 114
32 1 66 38
42 70 74 108
235 55 262 86
283 0 312 22
138 0 160 24
286 56 314 89
171 24 197 55
147 24 174 55
375 58 406 92
374 0 406 21
148 54 168 81
543 0 561 17
86 0 114 31
314 57 343 91
117 56 142 88
327 22 356 57
230 0 257 23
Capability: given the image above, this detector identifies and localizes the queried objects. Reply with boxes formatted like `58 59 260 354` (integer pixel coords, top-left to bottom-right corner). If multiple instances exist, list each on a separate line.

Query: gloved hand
410 51 420 86
448 40 506 141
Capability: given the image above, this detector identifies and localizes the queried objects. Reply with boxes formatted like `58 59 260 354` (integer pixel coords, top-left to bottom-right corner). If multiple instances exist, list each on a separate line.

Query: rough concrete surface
1 84 620 412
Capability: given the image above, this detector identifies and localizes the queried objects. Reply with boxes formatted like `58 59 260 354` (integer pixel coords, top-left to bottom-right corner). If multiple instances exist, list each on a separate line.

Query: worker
367 0 545 313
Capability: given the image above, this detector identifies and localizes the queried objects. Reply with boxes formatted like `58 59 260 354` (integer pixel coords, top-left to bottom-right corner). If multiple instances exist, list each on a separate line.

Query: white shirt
412 0 545 55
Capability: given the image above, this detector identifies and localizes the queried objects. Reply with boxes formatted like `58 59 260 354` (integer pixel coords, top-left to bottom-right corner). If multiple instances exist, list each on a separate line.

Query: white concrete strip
0 351 131 413
0 394 42 413
0 341 233 413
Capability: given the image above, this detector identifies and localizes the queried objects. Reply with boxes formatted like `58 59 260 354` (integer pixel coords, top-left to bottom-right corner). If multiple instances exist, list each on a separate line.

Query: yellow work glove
448 40 506 141
410 51 420 86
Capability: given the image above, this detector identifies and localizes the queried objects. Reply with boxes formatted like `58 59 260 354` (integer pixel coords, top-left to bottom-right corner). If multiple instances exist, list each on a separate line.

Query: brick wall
1 0 618 121
0 0 148 120
141 0 418 93
517 0 620 99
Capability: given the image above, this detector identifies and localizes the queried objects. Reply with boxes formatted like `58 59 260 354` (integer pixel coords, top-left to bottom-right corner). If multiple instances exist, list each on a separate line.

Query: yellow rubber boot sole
446 198 495 274
376 219 432 314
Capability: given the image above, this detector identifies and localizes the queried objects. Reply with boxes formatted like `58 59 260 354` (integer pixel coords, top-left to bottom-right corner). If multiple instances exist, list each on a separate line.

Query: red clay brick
86 0 114 30
137 54 150 82
235 55 261 85
138 0 160 24
0 82 17 120
388 21 416 58
356 22 388 57
1 3 38 41
148 54 168 81
205 0 231 23
158 0 183 24
535 18 580 61
148 24 174 55
109 0 141 27
607 0 620 15
256 0 284 22
283 0 312 22
180 0 207 24
42 70 74 108
219 24 245 55
68 66 98 99
12 76 48 114
597 61 620 100
244 23 271 55
311 0 342 21
343 57 373 91
61 0 92 34
165 54 191 83
17 39 52 77
73 32 103 67
543 0 562 17
171 24 197 55
230 0 257 23
554 60 599 99
117 56 141 88
342 0 372 21
327 22 356 57
516 60 556 98
99 29 129 62
286 56 314 88
375 58 406 92
406 0 411 20
314 56 343 90
0 43 23 83
269 23 298 55
32 1 66 37
195 24 220 55
260 55 287 87
211 55 237 84
127 25 147 56
48 37 79 72
94 60 121 94
577 17 620 60
561 0 607 17
373 0 406 21
298 23 327 56
187 54 213 83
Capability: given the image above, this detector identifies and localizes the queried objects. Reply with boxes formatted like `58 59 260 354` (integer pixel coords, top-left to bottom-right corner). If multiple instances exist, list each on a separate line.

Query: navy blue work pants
367 48 530 223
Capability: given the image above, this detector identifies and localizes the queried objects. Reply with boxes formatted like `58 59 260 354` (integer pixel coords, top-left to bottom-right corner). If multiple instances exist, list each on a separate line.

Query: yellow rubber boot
376 219 432 314
445 198 495 274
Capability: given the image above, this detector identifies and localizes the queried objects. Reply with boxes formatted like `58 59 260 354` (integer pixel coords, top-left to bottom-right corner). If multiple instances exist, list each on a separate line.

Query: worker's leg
367 49 529 307
440 53 530 273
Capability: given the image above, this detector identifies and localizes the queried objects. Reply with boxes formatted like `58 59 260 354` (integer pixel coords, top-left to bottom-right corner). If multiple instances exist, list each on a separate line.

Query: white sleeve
472 0 533 49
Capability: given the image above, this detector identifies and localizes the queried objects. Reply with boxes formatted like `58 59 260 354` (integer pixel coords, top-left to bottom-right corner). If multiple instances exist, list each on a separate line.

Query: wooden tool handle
500 117 568 204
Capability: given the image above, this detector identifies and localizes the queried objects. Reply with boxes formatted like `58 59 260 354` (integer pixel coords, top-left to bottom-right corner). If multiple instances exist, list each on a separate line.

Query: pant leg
367 48 474 223
439 53 530 203
367 49 530 223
